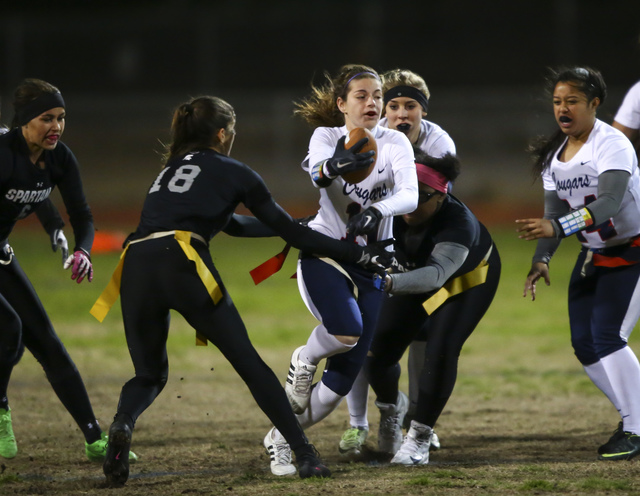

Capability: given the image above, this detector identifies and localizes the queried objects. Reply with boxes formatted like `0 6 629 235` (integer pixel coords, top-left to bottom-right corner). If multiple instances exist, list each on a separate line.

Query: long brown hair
166 96 235 162
294 64 380 128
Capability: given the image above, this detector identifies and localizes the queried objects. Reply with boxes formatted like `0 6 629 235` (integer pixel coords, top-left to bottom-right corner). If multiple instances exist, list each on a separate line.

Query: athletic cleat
598 421 624 455
263 427 296 476
0 408 17 459
86 431 138 463
598 431 640 461
376 391 409 455
285 346 317 414
339 426 369 457
391 420 432 465
296 444 331 478
103 421 133 486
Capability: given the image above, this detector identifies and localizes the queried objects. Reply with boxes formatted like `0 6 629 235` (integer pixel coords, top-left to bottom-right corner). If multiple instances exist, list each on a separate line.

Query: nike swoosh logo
115 452 121 460
336 160 354 170
410 455 423 464
580 161 591 165
363 217 373 228
378 166 386 173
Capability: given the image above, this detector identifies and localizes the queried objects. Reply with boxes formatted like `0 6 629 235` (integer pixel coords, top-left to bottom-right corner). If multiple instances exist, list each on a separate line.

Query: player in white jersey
342 69 456 456
613 79 640 157
261 65 418 475
517 67 640 461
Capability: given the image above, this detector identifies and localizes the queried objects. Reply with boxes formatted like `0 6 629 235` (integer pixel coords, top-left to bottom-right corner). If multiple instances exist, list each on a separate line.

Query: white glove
51 229 69 266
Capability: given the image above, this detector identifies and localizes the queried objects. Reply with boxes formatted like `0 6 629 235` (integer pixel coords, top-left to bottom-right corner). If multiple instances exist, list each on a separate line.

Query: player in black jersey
96 95 390 486
346 149 501 464
0 79 137 463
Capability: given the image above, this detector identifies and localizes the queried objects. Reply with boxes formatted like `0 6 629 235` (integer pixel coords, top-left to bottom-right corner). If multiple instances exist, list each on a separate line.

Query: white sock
345 369 369 429
600 346 640 434
297 381 344 429
302 324 355 365
583 360 621 415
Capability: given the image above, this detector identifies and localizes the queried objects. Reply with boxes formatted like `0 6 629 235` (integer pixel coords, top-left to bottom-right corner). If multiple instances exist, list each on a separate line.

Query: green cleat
338 426 369 457
86 431 138 463
0 408 17 459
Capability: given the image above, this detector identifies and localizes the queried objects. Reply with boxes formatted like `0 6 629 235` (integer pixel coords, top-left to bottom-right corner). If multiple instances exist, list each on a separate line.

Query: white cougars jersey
304 125 418 245
614 80 640 130
542 119 640 249
380 117 456 158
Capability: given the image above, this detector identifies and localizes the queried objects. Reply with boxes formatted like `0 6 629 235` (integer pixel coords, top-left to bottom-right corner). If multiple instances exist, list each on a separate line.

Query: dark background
1 1 639 227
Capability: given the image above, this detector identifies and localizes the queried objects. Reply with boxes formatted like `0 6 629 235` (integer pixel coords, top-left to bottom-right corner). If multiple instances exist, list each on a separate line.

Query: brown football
341 127 377 184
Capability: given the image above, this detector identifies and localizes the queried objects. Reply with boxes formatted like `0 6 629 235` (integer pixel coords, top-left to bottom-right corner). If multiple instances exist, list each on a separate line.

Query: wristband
311 160 333 187
556 208 593 237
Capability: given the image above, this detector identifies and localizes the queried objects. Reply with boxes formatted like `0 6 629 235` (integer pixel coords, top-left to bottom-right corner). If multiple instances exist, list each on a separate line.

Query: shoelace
274 442 292 464
293 369 313 394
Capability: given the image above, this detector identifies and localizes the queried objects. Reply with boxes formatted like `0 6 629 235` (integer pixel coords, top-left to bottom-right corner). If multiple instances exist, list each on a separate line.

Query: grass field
1 226 639 496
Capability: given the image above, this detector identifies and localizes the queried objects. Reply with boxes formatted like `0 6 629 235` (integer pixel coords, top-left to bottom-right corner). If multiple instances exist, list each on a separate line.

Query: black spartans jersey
0 128 93 251
130 149 362 263
132 149 272 242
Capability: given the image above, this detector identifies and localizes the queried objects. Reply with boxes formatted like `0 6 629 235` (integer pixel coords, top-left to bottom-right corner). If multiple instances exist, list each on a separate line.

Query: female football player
0 79 132 463
613 79 640 158
341 68 457 456
98 95 390 485
517 66 640 461
350 149 501 464
262 64 418 475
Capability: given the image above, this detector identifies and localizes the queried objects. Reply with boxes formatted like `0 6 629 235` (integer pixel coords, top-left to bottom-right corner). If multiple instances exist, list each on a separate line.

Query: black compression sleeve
249 198 361 263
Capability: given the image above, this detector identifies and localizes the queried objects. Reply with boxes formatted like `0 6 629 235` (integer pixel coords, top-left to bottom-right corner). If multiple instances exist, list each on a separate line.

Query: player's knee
334 335 359 346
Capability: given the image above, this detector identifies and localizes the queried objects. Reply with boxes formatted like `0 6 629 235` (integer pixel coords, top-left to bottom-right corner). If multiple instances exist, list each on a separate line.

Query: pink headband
416 163 449 194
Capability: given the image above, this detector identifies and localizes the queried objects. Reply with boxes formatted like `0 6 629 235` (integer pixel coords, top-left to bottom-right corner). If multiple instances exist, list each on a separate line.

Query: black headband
16 92 65 126
383 85 429 113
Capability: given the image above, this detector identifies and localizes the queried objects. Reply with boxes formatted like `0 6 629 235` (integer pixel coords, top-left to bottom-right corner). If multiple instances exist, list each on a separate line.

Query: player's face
220 120 236 156
337 78 382 131
402 183 445 226
21 107 65 159
385 96 425 144
553 82 599 140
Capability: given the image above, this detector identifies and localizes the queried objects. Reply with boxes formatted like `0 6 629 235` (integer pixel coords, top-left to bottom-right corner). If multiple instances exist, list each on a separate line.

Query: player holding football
517 66 640 461
341 68 458 457
262 64 418 476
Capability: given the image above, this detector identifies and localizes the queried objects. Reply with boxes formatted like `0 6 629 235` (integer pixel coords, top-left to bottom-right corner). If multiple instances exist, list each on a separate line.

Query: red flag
249 244 292 285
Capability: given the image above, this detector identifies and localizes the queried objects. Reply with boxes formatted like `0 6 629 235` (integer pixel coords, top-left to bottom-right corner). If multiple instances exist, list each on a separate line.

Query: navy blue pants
298 255 385 396
569 247 640 365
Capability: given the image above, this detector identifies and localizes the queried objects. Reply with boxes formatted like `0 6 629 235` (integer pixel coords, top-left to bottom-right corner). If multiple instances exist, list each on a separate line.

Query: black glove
295 214 317 227
324 135 375 178
347 206 383 238
356 238 394 272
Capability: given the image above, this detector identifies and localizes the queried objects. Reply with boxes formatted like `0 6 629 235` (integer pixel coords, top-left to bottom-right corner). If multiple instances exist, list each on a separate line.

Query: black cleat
103 420 133 486
598 421 624 455
296 444 331 479
598 431 640 461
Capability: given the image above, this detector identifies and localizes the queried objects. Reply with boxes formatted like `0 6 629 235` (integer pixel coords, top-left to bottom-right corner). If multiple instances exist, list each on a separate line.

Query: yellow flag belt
89 230 221 346
422 245 493 315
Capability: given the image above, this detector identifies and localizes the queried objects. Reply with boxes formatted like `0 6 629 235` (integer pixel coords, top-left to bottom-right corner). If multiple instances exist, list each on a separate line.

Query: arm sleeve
586 170 630 225
249 197 361 263
222 214 278 237
54 146 94 253
387 241 469 295
532 190 567 264
35 198 65 236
